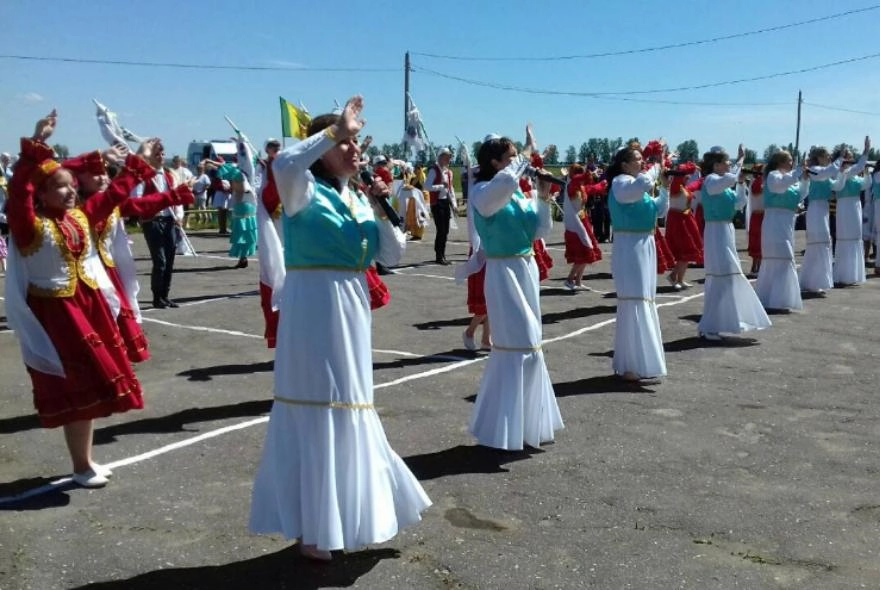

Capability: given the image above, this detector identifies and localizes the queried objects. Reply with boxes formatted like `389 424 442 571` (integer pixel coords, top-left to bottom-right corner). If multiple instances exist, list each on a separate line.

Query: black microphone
524 165 566 187
359 170 403 227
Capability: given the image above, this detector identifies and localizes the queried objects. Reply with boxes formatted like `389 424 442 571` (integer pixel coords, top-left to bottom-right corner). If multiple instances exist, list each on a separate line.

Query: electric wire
412 5 880 62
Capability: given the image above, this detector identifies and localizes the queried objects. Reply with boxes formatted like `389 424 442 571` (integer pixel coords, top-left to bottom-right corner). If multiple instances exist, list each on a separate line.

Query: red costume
259 157 282 347
65 151 189 362
663 165 704 266
564 173 604 265
8 139 146 427
520 173 555 281
747 172 764 262
365 266 391 310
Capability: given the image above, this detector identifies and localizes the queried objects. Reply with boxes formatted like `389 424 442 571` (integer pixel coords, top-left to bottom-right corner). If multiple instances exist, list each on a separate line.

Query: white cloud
19 92 44 103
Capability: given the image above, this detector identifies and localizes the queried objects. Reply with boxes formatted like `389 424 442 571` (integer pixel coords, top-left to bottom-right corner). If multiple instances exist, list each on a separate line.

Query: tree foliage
675 140 700 162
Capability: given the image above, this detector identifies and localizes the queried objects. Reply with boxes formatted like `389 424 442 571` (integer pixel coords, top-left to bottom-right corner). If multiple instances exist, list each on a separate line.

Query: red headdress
530 152 545 169
62 150 107 177
669 162 698 195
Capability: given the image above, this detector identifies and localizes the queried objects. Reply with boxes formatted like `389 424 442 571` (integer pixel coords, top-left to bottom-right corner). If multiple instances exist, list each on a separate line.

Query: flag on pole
93 99 145 147
402 95 426 157
280 97 311 140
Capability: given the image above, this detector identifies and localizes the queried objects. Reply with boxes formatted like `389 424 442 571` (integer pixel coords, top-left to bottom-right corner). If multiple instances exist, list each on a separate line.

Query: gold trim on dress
273 396 374 410
19 217 45 256
97 207 119 268
485 251 534 259
491 344 542 352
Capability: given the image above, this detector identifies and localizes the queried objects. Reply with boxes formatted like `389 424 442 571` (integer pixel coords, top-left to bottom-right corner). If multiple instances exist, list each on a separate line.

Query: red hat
63 150 107 177
642 140 664 161
30 158 63 190
670 162 697 195
518 176 533 193
530 152 544 169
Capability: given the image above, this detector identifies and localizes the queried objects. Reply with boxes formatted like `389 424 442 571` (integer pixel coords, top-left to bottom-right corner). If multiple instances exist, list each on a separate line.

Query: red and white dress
664 183 704 267
6 139 144 428
563 176 603 265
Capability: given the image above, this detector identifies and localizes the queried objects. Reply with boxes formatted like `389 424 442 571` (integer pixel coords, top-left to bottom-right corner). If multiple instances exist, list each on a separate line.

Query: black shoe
163 298 179 308
152 299 167 309
435 258 451 266
234 259 248 269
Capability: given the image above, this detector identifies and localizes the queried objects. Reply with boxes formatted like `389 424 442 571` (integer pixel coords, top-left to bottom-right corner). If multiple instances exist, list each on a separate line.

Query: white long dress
872 172 880 270
755 169 809 310
249 131 430 552
609 167 668 379
799 161 841 292
469 156 563 450
698 172 771 335
833 155 868 285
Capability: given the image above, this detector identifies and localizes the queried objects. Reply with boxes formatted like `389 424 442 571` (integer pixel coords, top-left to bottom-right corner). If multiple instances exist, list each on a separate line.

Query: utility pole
794 90 803 162
404 52 411 132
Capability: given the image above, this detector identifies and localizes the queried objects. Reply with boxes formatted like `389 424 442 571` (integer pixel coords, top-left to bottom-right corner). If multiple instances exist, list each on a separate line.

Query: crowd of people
2 101 879 562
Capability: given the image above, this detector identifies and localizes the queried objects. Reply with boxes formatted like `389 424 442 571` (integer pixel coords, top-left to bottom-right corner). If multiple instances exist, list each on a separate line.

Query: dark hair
476 137 514 182
605 147 640 182
765 150 793 174
808 146 830 167
700 151 728 176
306 113 343 191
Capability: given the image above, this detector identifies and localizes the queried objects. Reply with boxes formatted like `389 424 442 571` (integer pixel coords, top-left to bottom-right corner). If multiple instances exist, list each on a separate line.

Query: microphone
523 165 566 187
359 169 403 227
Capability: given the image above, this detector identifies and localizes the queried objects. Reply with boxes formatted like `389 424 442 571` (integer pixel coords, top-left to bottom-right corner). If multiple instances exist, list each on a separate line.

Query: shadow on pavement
413 316 472 331
404 444 542 481
72 546 401 590
373 351 481 371
0 413 41 435
664 336 759 352
92 400 271 445
553 375 656 396
177 360 274 381
542 305 617 325
0 476 73 511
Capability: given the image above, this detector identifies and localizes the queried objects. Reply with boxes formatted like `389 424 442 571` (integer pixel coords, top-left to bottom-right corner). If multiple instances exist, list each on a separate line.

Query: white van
186 140 238 170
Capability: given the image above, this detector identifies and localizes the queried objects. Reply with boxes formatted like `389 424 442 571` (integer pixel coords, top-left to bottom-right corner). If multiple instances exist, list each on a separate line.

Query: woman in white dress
697 145 771 340
832 137 871 286
468 130 563 450
799 146 842 295
249 97 430 561
606 146 670 382
755 150 811 310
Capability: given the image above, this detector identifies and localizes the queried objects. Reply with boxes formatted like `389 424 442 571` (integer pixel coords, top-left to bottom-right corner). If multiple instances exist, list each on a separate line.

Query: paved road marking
0 286 704 504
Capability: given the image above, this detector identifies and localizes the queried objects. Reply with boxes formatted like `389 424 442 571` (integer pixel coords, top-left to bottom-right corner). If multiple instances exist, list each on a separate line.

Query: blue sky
2 0 880 161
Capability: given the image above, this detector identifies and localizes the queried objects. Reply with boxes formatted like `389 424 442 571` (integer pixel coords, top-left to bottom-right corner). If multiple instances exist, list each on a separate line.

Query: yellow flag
280 97 311 140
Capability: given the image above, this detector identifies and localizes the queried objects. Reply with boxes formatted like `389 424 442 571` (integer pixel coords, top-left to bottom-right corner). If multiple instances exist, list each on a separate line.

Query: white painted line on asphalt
141 317 263 339
0 286 704 504
395 272 455 281
0 417 270 505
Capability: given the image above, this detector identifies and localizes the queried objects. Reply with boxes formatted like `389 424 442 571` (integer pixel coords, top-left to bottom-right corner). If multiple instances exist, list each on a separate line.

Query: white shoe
700 332 722 341
576 284 591 291
680 281 693 288
462 331 478 351
564 279 576 291
673 283 683 291
91 463 113 478
72 469 109 488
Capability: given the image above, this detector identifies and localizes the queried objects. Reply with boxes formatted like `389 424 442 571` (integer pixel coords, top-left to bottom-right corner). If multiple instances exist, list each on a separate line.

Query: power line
803 101 880 116
413 51 880 98
412 5 880 62
0 54 398 73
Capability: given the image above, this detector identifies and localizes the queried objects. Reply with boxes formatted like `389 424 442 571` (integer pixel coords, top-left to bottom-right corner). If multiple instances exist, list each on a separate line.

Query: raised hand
525 123 536 150
333 95 365 142
102 143 129 166
864 135 871 155
32 109 58 142
737 143 746 161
